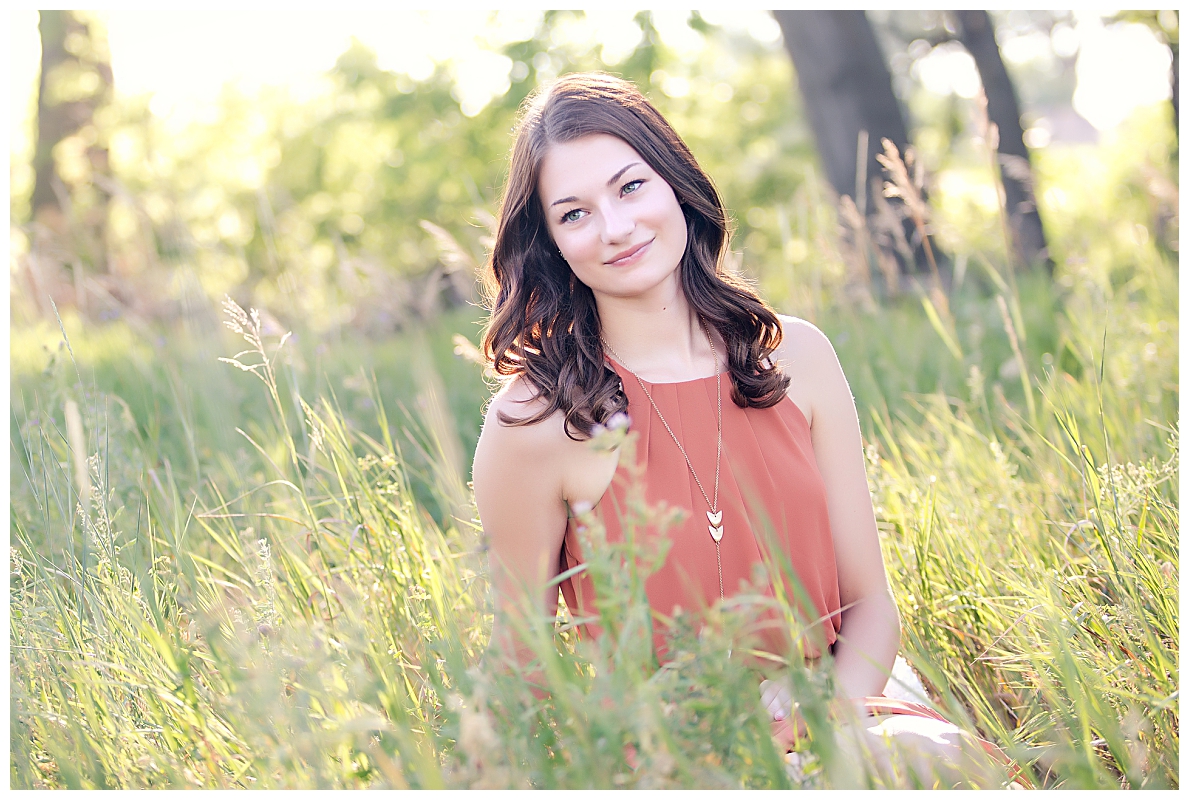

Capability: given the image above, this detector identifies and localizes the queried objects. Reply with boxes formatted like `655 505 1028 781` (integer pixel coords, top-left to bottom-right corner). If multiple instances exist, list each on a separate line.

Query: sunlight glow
9 10 1178 156
1072 17 1173 131
915 42 983 99
910 14 1172 133
82 11 546 124
652 10 705 60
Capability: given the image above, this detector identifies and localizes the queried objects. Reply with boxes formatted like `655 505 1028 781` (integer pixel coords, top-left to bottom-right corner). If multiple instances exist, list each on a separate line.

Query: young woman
471 72 1023 786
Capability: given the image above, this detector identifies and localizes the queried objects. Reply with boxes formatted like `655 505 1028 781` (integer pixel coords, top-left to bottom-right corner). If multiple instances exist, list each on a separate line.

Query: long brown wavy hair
481 72 790 440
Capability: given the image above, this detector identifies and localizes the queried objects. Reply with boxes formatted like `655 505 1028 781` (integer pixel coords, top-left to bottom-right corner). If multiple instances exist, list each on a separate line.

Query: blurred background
9 9 1179 500
9 12 1181 789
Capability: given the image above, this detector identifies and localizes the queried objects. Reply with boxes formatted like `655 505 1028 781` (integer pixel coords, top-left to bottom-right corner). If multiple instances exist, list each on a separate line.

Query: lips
605 238 653 266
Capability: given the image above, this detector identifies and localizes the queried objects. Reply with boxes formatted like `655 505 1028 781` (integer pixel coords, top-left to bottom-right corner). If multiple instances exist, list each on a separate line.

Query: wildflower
589 412 631 452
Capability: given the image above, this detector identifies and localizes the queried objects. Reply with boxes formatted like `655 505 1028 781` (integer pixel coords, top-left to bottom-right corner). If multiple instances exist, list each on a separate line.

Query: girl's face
538 134 688 302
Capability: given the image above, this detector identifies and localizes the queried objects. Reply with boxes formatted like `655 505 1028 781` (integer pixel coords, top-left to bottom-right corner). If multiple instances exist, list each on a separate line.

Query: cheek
648 186 685 231
661 197 689 250
555 229 596 264
673 206 689 243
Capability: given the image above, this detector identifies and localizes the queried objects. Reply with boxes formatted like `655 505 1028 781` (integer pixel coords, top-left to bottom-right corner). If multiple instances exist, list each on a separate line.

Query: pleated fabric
559 358 842 663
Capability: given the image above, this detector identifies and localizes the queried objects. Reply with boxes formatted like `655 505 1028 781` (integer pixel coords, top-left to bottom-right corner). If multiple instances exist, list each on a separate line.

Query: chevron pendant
707 509 724 542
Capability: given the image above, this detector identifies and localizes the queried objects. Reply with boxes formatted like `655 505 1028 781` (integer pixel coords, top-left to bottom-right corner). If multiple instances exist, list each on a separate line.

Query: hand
762 678 808 750
759 678 794 722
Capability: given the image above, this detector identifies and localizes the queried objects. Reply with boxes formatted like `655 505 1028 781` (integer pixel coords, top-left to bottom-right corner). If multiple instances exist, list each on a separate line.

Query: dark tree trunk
30 7 112 303
32 14 113 215
31 11 75 220
953 10 1052 273
773 10 947 280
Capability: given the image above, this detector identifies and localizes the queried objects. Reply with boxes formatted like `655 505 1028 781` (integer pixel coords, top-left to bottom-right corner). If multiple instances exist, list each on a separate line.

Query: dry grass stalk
410 332 471 526
64 399 90 513
995 294 1037 426
452 334 494 380
835 195 878 309
877 138 950 319
870 187 916 266
420 220 479 310
867 191 909 296
837 195 872 281
974 89 1021 285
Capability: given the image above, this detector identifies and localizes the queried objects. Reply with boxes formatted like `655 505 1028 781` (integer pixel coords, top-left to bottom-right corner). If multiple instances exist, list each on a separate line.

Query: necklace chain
602 319 725 599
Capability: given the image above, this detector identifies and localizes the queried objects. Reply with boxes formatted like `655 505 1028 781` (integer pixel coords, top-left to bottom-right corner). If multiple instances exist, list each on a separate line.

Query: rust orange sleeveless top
558 359 842 663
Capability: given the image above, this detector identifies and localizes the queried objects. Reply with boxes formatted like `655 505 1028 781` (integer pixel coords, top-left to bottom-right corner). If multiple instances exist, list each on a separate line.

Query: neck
596 278 716 382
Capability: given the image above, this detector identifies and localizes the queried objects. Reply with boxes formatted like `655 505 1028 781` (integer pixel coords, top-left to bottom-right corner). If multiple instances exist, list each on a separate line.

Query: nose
600 201 634 244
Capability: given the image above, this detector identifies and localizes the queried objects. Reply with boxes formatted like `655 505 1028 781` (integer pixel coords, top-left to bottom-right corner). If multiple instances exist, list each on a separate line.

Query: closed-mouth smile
606 238 654 266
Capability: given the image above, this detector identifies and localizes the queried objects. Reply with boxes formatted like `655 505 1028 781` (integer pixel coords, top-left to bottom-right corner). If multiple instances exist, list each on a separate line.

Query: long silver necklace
603 320 725 601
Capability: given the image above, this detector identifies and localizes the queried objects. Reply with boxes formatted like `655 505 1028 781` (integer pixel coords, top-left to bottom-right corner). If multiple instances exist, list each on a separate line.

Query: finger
761 680 793 720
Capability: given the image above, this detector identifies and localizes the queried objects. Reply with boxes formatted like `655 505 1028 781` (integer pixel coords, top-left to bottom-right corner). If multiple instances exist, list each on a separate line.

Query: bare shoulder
474 374 618 508
472 376 570 538
774 314 837 365
773 314 849 429
477 375 570 457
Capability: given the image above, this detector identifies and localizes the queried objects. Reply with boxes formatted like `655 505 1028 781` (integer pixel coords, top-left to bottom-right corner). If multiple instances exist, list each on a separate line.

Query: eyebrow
548 162 644 208
606 161 642 187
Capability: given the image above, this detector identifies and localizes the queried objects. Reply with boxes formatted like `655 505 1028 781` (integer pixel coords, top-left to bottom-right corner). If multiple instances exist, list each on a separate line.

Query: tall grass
10 127 1178 786
12 260 1176 787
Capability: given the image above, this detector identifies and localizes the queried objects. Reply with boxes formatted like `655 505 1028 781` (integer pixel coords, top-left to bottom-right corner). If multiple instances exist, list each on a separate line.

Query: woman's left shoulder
772 315 850 429
773 314 843 377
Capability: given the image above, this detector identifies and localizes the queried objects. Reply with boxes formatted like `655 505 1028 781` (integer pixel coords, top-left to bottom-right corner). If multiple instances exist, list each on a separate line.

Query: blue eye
622 179 644 195
561 208 585 224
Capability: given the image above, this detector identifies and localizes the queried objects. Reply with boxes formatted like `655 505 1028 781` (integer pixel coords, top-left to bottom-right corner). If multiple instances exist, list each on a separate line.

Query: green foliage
15 12 815 336
11 142 1178 787
8 10 1179 790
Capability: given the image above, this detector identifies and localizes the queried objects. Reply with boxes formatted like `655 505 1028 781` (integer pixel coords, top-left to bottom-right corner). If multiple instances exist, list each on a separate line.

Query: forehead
538 133 647 201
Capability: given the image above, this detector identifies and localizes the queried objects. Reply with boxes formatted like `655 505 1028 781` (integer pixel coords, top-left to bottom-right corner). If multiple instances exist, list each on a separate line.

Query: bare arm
471 379 618 670
778 316 900 700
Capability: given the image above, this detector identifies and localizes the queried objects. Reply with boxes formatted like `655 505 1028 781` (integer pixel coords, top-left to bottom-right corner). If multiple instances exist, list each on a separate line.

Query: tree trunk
31 11 114 272
773 10 947 281
31 11 74 221
953 10 1052 273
